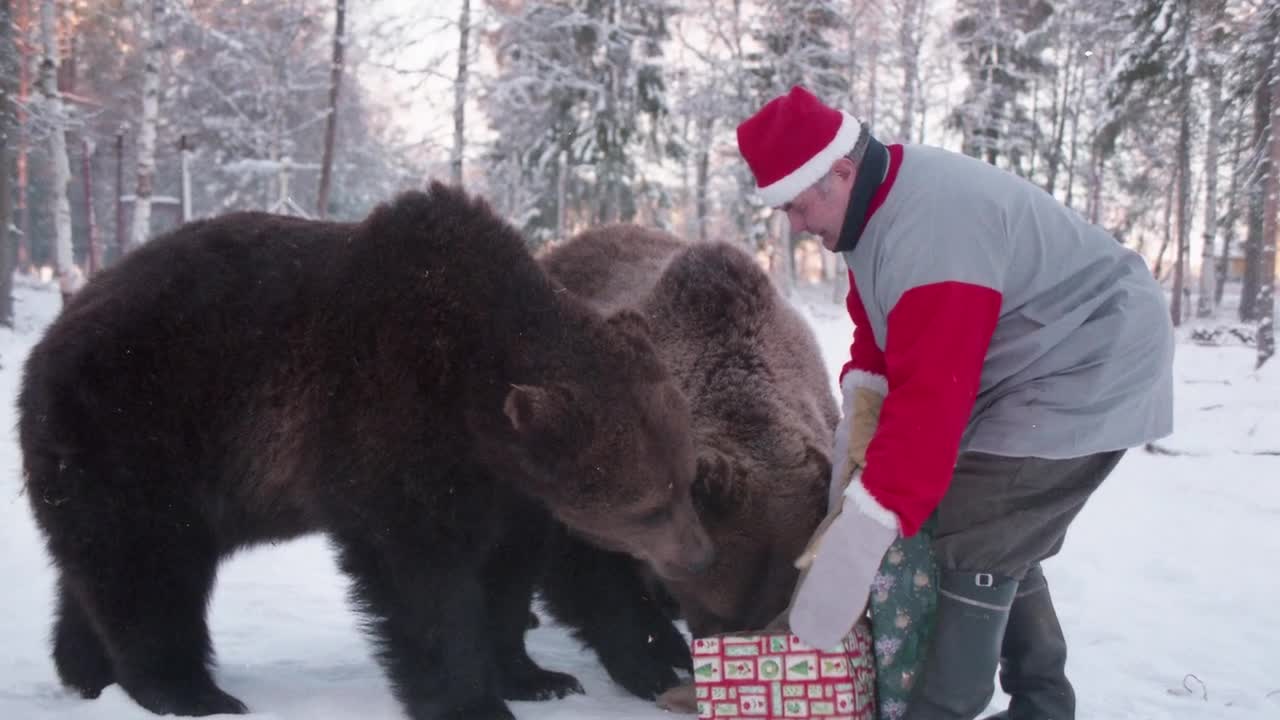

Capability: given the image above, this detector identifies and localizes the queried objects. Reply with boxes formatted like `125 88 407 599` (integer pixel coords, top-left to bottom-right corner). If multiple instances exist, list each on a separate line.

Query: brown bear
536 225 839 698
17 184 714 720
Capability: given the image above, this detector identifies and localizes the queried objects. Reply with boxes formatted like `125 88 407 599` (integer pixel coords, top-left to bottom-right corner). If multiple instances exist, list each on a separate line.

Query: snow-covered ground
1 278 1277 720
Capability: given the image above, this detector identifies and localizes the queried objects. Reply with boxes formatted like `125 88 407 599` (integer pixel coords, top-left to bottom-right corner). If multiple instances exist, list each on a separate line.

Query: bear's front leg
333 531 513 720
538 526 690 700
483 506 584 702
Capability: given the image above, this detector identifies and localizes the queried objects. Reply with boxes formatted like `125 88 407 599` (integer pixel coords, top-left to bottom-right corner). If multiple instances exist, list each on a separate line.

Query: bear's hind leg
335 532 514 720
52 579 114 699
75 521 247 716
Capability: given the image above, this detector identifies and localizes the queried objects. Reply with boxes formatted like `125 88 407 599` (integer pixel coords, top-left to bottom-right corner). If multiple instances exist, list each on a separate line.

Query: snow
2 278 1279 720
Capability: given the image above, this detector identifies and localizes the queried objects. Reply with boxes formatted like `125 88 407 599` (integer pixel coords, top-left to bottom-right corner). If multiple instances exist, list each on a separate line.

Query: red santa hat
736 86 866 208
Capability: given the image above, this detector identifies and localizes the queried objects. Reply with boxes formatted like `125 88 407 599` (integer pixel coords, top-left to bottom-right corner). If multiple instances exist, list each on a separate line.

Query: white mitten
788 477 897 650
788 370 895 650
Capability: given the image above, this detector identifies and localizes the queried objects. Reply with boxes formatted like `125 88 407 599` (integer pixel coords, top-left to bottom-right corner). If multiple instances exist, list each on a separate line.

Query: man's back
849 144 1174 458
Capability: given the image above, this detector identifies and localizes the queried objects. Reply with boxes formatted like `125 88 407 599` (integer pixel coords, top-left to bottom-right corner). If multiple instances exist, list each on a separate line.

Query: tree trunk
898 0 920 142
1063 59 1086 210
866 5 880 131
1171 106 1192 326
1154 166 1175 280
1240 48 1269 323
1217 107 1244 306
115 130 124 262
1028 74 1039 180
556 147 567 241
178 134 192 222
449 0 469 187
39 0 75 301
81 136 99 275
129 0 163 252
1044 35 1074 198
0 0 14 325
1197 71 1222 318
1256 26 1278 369
776 214 794 297
1087 151 1105 225
316 0 346 218
694 115 712 242
15 0 30 271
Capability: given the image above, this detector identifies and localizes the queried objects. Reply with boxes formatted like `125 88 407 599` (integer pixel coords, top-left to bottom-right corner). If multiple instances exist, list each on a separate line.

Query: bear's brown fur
18 185 714 720
537 225 839 696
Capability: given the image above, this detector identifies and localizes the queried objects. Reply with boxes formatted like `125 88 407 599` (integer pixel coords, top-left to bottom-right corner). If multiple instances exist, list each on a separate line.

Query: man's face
781 162 855 252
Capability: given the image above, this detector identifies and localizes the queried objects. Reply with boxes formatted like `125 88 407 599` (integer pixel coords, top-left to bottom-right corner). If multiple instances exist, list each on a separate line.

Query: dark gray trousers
931 450 1127 579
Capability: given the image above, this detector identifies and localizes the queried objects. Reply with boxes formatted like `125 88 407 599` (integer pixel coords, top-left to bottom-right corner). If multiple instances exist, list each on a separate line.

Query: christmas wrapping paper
692 620 875 720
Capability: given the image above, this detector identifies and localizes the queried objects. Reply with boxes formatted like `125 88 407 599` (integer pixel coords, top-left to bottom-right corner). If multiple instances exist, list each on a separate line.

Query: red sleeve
859 281 1002 536
838 270 887 383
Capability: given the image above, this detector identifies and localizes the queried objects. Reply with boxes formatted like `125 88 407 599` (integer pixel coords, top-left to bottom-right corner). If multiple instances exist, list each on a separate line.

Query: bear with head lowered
18 184 714 720
537 225 839 699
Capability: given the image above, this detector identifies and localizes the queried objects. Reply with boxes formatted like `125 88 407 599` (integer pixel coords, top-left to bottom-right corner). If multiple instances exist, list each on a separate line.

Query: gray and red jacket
839 138 1174 537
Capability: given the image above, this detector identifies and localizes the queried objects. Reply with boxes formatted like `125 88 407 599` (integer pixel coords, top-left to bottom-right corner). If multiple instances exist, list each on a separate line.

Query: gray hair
809 122 871 198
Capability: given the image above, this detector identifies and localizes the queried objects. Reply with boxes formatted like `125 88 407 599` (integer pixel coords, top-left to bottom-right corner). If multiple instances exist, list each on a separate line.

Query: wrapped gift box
691 620 875 720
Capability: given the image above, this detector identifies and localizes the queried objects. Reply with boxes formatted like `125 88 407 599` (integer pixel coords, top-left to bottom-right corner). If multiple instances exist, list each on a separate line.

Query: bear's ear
693 449 750 518
606 309 667 378
503 383 573 438
606 308 653 339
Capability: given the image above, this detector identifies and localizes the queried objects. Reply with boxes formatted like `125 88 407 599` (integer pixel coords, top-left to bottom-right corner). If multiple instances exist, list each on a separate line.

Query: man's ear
831 156 857 183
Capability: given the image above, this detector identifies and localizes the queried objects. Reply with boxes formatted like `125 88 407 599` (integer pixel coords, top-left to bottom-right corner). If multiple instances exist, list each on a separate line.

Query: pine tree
1098 0 1197 325
949 0 1054 175
482 0 677 247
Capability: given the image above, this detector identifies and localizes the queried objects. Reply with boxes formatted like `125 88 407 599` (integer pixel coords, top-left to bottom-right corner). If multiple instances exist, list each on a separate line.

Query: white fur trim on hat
840 369 888 398
844 474 901 534
757 111 864 207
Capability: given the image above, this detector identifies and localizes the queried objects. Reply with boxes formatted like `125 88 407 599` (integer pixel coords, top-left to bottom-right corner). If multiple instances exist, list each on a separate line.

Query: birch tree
128 0 163 251
1196 4 1226 319
450 0 469 186
315 0 345 218
38 0 74 297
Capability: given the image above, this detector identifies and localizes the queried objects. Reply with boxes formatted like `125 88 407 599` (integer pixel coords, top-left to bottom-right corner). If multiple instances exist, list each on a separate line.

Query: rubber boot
901 570 1017 720
982 565 1074 720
